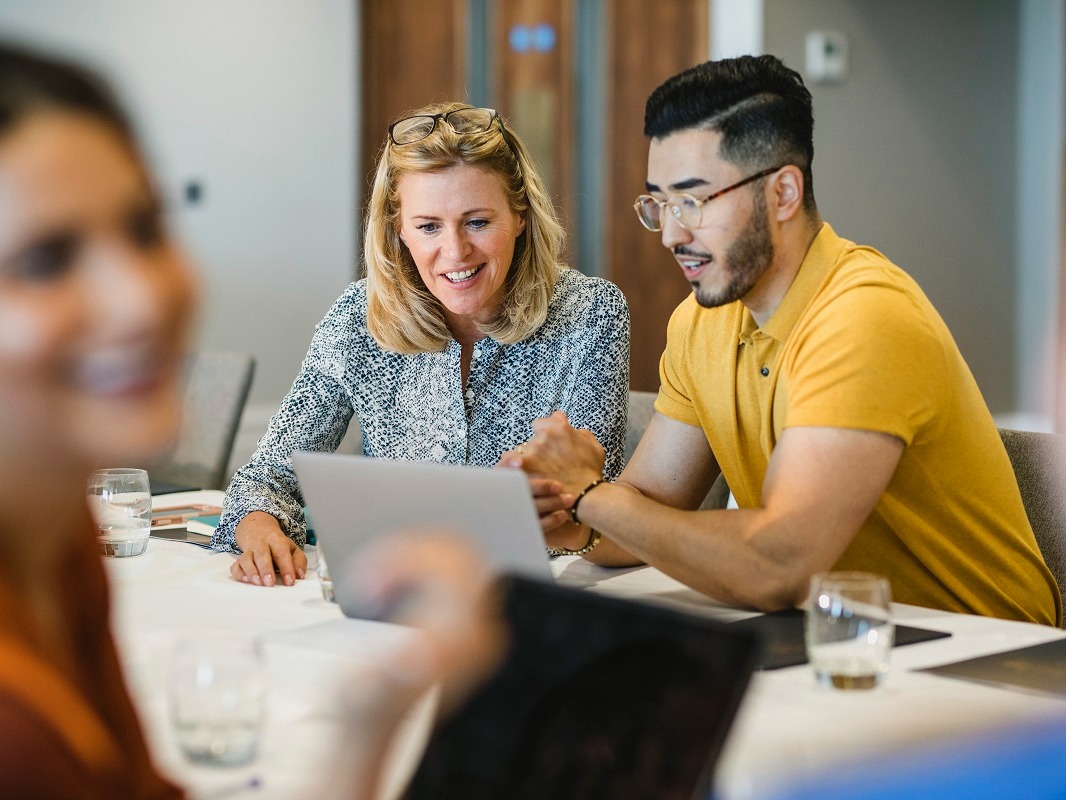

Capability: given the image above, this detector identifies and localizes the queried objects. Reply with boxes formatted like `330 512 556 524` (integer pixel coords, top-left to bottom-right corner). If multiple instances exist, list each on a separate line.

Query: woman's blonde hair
364 101 564 353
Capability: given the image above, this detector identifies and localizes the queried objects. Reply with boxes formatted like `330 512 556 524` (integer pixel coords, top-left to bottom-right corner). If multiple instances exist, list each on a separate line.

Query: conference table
108 491 1066 800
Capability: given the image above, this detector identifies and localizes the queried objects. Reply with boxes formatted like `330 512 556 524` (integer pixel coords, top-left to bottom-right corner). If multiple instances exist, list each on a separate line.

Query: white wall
711 0 764 60
1015 0 1065 427
764 0 1025 415
0 1 359 453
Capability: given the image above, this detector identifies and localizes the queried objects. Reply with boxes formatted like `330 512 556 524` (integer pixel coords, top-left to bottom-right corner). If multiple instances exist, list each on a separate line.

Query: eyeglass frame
633 165 788 232
388 107 503 146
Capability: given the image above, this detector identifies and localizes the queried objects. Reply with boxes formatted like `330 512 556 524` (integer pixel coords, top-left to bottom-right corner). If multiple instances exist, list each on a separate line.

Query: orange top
0 513 184 800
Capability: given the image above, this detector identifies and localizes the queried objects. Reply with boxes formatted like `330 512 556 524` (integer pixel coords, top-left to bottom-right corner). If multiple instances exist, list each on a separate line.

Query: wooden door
493 0 575 264
360 1 709 392
603 1 708 392
360 0 467 255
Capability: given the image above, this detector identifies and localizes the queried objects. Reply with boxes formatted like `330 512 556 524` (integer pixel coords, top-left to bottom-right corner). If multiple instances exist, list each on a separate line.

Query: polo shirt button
760 366 770 377
465 388 474 401
431 444 446 461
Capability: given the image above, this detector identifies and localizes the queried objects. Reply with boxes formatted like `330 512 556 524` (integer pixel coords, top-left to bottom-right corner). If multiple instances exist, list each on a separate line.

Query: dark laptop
404 575 759 800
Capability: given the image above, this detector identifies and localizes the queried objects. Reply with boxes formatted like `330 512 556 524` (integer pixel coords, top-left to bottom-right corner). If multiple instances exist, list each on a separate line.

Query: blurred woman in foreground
0 42 193 799
0 43 500 799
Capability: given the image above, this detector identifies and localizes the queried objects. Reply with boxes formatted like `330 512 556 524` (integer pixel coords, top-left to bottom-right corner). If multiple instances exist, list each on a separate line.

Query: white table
108 491 1066 800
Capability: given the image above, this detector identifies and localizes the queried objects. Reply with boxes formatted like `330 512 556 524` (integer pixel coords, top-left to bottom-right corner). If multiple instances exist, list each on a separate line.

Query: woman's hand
231 511 308 587
340 530 506 710
319 531 506 800
527 478 574 533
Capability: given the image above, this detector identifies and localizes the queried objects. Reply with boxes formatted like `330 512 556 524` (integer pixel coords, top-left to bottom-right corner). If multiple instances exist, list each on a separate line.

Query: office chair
999 428 1066 620
626 390 729 510
146 351 256 491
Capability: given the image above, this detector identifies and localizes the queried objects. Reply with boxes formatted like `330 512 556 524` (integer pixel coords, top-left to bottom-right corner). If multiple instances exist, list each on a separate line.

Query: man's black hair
645 55 816 212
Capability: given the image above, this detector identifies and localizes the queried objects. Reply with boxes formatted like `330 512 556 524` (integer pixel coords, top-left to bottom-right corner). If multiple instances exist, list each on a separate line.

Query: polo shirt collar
758 222 843 343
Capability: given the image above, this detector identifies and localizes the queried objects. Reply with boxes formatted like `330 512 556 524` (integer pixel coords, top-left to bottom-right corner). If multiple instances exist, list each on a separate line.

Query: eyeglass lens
445 108 495 133
635 197 697 231
635 196 701 231
391 116 437 144
391 108 496 145
635 197 661 230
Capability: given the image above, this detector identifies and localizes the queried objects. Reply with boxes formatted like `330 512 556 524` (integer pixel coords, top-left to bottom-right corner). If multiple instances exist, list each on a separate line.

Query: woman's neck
0 454 91 671
0 454 91 587
446 317 489 388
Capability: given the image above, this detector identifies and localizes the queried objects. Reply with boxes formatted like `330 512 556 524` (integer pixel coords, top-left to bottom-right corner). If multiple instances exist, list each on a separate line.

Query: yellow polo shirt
657 223 1061 625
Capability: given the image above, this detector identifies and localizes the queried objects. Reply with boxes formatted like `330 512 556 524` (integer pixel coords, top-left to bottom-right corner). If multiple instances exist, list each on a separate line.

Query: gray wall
765 0 1020 413
0 0 359 414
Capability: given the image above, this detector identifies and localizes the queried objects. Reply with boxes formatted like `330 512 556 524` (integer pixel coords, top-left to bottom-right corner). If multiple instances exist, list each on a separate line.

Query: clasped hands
498 411 606 548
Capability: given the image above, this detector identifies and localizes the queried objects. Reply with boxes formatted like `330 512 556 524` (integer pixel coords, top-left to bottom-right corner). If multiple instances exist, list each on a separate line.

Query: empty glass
169 637 266 766
87 468 152 557
805 572 894 690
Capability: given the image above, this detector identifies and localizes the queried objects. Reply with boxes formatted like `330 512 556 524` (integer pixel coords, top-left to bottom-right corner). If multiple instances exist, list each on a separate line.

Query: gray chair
146 351 256 490
998 428 1066 618
626 390 730 510
624 389 658 465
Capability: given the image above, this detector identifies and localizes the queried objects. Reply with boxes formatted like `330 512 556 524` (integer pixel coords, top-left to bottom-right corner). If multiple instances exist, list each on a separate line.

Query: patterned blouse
213 267 630 551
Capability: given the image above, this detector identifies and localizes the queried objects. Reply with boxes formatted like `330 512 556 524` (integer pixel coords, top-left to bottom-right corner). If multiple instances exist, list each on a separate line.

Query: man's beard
694 191 775 309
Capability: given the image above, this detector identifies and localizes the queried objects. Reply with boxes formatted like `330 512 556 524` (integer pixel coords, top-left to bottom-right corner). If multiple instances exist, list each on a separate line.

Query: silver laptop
292 451 554 617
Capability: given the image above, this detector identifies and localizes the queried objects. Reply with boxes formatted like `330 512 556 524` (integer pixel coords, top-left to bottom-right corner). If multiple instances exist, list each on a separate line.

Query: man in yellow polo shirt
507 55 1060 625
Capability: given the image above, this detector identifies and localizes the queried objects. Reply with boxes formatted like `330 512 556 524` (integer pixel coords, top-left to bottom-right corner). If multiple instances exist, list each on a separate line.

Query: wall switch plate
805 30 849 83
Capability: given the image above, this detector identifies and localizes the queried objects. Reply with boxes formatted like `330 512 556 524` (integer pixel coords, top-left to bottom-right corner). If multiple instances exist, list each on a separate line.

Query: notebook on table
404 574 760 800
292 451 553 618
729 608 952 670
919 637 1066 697
148 478 201 495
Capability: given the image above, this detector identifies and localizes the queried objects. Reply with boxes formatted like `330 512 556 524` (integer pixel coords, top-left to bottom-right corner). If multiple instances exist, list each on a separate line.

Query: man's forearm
575 482 808 610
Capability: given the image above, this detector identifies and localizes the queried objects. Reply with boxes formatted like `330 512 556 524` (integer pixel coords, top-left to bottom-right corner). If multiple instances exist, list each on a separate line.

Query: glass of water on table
805 572 894 690
169 637 266 766
87 468 152 557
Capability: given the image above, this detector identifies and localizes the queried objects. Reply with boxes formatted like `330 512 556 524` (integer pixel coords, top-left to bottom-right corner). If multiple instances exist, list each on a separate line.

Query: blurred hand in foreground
320 531 507 800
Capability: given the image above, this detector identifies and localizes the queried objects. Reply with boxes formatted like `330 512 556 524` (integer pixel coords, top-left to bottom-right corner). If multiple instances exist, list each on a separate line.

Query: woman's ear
515 211 527 236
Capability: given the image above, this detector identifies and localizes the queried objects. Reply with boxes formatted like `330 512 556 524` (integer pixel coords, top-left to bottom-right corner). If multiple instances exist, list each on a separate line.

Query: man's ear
772 166 805 222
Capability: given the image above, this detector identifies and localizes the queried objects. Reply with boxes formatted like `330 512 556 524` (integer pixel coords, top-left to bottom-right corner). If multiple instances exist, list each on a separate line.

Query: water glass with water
316 542 335 603
169 637 266 766
87 468 152 557
805 572 893 690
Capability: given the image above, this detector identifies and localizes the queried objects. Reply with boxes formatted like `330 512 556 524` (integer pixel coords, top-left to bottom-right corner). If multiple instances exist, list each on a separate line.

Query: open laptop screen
293 452 554 617
404 575 759 800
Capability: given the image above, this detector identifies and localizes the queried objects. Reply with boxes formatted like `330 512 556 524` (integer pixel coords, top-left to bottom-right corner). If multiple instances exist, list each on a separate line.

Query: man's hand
501 411 605 493
231 511 308 587
499 411 605 534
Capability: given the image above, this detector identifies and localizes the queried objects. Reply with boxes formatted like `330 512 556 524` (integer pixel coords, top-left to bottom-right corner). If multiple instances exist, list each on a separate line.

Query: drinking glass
169 637 266 766
805 572 893 690
87 468 152 557
316 542 335 603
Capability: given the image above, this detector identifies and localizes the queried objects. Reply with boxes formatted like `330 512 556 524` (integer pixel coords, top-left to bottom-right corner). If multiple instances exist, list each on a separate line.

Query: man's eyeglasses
389 107 502 146
633 165 786 232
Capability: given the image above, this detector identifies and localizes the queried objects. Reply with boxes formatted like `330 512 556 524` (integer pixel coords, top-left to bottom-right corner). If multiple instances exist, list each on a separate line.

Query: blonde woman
217 103 630 586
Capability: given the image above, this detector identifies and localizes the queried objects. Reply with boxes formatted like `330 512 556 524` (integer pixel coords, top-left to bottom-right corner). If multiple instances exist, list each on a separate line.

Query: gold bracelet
546 528 602 558
568 479 605 524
